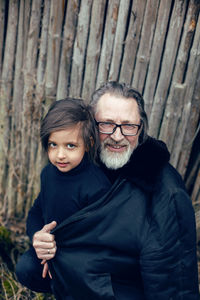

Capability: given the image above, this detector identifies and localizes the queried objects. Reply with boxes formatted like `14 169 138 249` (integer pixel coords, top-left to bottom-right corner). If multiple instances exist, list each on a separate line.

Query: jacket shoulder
149 163 196 248
155 163 186 193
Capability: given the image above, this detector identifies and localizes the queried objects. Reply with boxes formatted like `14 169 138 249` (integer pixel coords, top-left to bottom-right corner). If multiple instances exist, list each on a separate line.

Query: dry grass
0 221 55 300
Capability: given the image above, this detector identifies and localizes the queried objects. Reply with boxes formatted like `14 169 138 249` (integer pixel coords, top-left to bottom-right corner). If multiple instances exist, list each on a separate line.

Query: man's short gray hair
91 81 148 144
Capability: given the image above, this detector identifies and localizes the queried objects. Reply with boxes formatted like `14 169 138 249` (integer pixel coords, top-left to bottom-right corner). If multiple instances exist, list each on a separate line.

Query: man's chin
100 147 133 170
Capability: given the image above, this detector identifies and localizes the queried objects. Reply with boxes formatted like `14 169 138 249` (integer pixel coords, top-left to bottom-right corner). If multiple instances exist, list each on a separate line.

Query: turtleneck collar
50 153 90 177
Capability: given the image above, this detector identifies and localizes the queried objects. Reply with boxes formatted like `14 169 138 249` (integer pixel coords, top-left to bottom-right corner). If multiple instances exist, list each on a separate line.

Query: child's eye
67 144 75 149
48 142 57 148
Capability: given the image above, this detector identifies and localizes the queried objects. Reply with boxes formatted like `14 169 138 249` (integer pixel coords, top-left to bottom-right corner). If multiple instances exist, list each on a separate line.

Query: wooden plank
186 151 200 202
177 69 200 174
45 0 64 98
195 206 200 241
0 0 6 77
170 101 192 169
0 0 19 217
143 0 173 117
159 0 200 168
17 0 42 217
69 0 93 98
25 0 50 217
148 0 187 138
131 0 160 94
30 0 51 215
176 79 200 175
171 14 200 171
172 0 200 83
175 10 200 176
108 0 131 81
82 0 107 101
7 0 31 218
192 167 200 204
37 0 51 86
12 0 31 129
159 83 186 152
96 0 120 88
57 0 80 99
119 0 146 85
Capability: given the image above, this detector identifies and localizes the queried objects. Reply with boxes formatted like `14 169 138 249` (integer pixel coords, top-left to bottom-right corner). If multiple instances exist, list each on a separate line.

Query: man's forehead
97 92 137 105
95 93 140 122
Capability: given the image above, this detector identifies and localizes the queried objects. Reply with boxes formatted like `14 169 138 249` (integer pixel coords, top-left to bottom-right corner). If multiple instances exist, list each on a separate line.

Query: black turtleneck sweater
26 155 111 241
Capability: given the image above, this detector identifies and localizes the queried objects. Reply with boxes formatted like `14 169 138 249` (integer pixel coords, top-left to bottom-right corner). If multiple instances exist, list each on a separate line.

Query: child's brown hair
40 98 98 162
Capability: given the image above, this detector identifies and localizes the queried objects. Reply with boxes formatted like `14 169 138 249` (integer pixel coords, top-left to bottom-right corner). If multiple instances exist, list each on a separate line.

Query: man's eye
67 144 75 149
48 142 57 148
122 124 136 130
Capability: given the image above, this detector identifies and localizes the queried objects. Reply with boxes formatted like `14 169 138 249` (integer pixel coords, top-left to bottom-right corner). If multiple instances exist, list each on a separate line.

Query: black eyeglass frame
95 120 142 136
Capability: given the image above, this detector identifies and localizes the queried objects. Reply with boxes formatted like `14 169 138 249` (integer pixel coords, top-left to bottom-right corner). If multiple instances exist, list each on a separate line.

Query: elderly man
17 82 199 299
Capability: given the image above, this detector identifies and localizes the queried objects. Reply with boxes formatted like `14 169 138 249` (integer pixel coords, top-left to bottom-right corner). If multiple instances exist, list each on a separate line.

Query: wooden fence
0 0 199 223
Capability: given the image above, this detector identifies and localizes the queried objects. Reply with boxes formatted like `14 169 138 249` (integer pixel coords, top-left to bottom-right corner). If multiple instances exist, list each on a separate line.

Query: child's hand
41 261 52 279
33 221 57 260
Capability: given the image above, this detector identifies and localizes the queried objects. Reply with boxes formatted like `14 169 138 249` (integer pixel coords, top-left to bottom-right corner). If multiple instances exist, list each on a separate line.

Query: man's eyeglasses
95 121 141 136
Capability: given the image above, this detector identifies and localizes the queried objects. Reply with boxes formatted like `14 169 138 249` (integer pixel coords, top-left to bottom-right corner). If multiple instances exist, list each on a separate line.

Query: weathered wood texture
0 0 199 221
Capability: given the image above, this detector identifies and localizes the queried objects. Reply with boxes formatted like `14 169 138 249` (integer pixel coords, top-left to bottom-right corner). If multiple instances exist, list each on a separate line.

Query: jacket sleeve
26 170 45 241
140 189 199 299
26 191 45 241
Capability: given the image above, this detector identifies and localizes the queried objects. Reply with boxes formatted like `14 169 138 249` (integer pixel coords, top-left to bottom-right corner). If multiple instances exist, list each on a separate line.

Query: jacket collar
99 136 170 192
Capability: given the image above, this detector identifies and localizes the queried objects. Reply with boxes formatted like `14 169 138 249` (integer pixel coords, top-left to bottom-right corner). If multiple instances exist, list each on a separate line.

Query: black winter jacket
49 137 199 300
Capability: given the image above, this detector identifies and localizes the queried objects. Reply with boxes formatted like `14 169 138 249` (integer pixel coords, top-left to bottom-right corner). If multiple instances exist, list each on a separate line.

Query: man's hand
33 221 57 261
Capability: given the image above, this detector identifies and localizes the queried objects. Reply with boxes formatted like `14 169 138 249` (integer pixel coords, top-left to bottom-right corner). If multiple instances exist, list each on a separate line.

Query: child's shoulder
40 163 53 178
87 161 111 186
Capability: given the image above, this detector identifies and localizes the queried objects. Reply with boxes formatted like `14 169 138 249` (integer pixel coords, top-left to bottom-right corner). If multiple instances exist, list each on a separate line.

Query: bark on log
143 0 173 117
18 0 42 217
148 0 187 138
192 167 200 204
159 0 199 155
131 0 160 94
159 83 186 153
57 0 80 99
108 0 131 82
0 0 19 217
172 0 200 83
37 0 50 86
30 0 51 214
170 14 200 171
82 0 107 101
119 0 146 85
96 0 120 89
0 0 6 77
186 151 200 203
45 0 64 99
69 0 93 98
7 0 31 218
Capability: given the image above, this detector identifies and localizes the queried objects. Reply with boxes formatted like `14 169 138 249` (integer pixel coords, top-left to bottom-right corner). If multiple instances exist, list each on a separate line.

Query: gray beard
100 143 134 170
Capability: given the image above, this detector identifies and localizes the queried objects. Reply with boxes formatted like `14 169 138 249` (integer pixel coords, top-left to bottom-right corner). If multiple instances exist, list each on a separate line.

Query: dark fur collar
100 136 170 191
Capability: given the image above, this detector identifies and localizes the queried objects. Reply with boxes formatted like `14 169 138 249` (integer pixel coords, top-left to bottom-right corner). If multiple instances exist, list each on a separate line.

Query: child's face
48 124 86 173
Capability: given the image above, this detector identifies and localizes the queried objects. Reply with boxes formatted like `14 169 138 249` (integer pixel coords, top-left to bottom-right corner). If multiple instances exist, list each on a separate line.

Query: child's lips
56 162 69 168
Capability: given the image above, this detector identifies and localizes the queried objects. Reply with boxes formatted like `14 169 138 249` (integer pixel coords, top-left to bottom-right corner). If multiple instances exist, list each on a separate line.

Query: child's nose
57 147 66 159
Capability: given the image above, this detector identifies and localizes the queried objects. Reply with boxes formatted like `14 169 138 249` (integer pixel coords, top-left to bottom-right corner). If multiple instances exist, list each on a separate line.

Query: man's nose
110 126 124 142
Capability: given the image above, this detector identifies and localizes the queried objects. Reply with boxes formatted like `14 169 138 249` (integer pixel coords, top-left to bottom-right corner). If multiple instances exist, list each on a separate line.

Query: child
16 98 111 296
